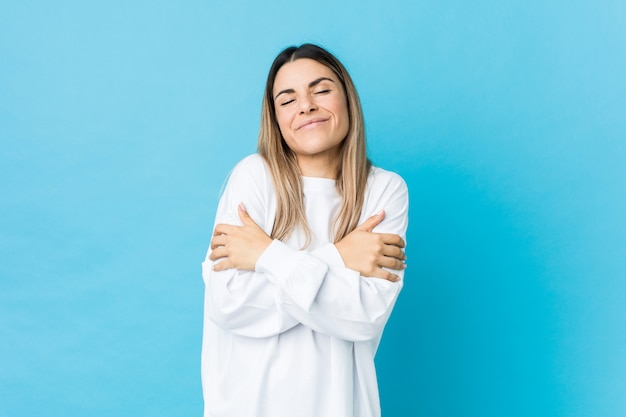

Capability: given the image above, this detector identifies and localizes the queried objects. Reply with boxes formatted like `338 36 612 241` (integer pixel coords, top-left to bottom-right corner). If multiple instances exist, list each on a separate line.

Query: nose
299 96 317 114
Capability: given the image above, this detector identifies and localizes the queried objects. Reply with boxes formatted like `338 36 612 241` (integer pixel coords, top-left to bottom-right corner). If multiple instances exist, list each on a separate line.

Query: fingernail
238 202 246 212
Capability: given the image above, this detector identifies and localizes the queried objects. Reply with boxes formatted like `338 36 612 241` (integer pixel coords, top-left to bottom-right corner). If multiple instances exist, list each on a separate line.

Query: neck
296 154 339 179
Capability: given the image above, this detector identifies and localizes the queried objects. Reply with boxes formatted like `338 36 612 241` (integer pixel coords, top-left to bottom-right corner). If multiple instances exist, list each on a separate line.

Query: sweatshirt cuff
310 243 346 269
255 239 327 311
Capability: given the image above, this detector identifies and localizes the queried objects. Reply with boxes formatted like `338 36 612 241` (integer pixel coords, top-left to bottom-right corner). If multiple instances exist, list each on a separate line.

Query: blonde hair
258 44 371 244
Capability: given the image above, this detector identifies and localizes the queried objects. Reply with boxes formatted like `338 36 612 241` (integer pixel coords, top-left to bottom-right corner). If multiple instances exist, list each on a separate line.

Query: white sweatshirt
201 154 409 417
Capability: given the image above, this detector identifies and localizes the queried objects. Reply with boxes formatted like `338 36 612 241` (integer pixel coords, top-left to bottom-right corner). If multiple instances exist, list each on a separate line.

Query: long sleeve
202 155 301 338
202 154 408 342
201 155 409 417
255 170 408 343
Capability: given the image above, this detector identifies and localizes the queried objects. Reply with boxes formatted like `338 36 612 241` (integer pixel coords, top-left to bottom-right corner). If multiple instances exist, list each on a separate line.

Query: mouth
297 118 328 130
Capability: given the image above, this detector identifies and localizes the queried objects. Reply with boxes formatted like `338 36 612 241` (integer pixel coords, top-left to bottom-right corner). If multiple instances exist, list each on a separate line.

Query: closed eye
315 89 331 94
280 99 295 106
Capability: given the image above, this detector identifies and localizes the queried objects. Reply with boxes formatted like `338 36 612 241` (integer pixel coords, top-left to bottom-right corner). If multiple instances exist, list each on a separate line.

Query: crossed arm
210 203 406 281
204 204 407 341
202 156 408 341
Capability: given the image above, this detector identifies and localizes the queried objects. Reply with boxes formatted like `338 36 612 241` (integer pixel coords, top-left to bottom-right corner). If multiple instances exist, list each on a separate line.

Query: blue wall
1 1 624 416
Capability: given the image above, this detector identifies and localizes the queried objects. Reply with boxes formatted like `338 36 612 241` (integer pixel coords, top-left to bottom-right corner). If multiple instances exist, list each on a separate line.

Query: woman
201 44 409 417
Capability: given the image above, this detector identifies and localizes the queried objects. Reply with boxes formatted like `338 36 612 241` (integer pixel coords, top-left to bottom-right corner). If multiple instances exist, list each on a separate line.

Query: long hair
258 43 371 244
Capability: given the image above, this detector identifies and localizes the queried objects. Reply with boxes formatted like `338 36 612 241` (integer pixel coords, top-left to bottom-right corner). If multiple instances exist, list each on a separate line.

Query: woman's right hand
334 211 406 282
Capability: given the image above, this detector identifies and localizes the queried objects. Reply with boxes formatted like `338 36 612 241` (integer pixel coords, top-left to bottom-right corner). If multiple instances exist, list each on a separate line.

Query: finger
382 244 406 261
355 210 385 232
209 246 228 261
379 233 405 248
369 267 400 282
210 234 227 250
237 202 257 227
214 223 237 236
377 255 406 271
212 259 232 272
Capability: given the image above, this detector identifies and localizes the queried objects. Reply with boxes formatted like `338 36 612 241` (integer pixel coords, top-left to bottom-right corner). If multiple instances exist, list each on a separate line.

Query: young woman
201 44 409 417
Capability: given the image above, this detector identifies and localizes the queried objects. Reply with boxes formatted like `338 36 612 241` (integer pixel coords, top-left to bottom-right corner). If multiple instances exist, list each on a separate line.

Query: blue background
1 1 625 416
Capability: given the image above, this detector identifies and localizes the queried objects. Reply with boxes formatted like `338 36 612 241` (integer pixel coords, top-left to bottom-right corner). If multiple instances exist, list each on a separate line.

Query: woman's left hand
210 203 273 271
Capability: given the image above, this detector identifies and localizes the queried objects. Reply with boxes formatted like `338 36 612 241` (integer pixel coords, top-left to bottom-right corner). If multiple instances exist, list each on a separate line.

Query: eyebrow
274 77 336 101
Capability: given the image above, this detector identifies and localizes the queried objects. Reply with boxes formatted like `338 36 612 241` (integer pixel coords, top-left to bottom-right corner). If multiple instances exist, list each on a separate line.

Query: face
272 58 349 174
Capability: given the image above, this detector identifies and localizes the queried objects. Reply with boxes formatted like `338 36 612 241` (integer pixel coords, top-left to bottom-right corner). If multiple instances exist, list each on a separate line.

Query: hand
210 203 273 271
334 211 406 282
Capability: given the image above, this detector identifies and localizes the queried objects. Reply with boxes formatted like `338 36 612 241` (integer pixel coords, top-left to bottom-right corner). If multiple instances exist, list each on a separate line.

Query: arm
202 155 300 338
210 164 409 342
254 173 409 343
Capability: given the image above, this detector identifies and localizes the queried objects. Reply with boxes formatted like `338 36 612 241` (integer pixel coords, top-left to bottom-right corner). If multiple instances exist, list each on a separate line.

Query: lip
297 118 328 130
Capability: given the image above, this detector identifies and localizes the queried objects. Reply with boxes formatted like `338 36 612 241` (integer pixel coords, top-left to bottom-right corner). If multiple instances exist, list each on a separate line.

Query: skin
273 59 349 179
210 58 406 281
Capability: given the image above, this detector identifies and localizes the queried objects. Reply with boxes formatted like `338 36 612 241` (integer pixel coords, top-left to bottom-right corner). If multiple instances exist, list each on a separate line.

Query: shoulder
220 154 274 200
362 166 409 235
231 153 269 176
362 166 409 214
216 154 276 226
368 166 408 195
226 154 272 185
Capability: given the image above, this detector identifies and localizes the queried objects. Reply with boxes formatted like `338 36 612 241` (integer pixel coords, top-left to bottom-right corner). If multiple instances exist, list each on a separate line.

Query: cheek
336 102 350 135
275 110 292 135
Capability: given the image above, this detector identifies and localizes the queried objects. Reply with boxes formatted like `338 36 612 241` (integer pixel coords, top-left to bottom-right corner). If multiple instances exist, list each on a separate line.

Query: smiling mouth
297 118 328 130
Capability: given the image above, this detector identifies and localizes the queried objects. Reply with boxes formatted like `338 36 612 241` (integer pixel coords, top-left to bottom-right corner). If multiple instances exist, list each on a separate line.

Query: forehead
273 58 338 92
